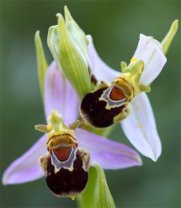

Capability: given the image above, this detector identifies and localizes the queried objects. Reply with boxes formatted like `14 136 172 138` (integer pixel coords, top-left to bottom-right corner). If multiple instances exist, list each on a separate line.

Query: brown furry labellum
80 83 131 128
39 134 90 198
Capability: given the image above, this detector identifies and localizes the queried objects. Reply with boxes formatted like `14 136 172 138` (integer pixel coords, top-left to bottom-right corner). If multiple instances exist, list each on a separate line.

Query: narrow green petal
120 61 128 72
64 5 73 22
34 31 48 99
47 25 60 63
161 19 179 55
78 164 116 208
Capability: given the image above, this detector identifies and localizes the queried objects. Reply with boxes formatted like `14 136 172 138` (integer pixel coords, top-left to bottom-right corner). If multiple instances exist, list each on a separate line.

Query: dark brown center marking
46 150 89 196
80 87 126 128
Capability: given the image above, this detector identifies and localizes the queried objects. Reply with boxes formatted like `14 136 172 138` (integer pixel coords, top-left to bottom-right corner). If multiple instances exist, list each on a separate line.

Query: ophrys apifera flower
80 20 178 161
2 61 142 199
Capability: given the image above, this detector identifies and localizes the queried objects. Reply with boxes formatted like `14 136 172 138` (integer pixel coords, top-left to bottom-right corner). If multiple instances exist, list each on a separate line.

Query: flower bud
47 6 92 98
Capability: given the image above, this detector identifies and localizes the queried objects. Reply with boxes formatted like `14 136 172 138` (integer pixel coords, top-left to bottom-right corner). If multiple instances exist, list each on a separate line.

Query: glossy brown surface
81 87 125 127
45 150 88 197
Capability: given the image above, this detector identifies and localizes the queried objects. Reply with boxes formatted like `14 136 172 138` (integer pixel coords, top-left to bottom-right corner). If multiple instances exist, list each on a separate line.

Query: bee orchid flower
47 7 178 162
80 20 178 162
2 61 142 197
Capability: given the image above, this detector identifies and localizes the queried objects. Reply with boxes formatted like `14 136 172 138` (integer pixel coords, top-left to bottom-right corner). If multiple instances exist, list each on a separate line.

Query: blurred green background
0 0 180 207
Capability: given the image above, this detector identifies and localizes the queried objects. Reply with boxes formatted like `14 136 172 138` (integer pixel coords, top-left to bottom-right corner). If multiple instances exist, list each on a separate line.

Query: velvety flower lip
86 34 166 161
2 61 142 185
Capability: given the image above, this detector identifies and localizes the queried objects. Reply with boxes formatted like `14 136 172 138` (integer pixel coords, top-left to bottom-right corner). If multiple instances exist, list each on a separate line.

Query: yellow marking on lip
70 194 76 200
47 134 78 151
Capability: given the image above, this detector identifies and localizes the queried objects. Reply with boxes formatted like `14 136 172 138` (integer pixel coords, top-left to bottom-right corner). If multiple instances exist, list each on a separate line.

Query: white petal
2 135 47 185
87 35 120 83
121 93 161 161
76 128 142 169
44 61 79 125
133 34 167 85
